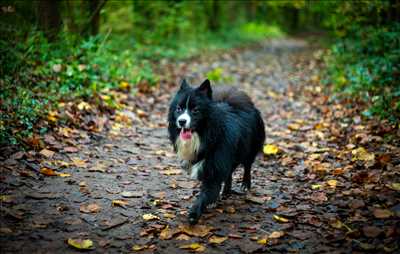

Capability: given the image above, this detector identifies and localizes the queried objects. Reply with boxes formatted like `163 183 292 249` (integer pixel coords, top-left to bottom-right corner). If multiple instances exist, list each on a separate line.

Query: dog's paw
206 202 217 209
188 205 201 225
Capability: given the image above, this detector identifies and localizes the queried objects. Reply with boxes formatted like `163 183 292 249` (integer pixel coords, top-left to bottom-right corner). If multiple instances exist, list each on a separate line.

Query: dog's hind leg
241 164 252 192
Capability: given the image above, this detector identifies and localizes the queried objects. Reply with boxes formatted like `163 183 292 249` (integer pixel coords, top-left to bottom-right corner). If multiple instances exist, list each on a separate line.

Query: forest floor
1 38 399 254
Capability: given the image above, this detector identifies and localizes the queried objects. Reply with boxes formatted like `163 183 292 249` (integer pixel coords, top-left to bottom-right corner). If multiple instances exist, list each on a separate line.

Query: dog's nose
178 119 187 127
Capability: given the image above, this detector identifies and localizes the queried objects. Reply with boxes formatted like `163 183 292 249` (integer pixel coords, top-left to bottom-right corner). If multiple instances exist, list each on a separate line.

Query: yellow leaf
77 101 91 111
208 235 228 244
179 224 213 237
112 200 129 207
257 238 268 245
71 158 87 168
132 244 148 251
179 243 206 252
163 213 176 219
159 226 181 240
58 173 71 177
387 182 400 191
47 111 58 123
119 81 130 90
40 168 58 176
263 144 279 155
311 184 322 190
288 123 301 131
67 238 93 250
351 147 375 161
330 219 343 229
0 195 13 203
273 215 289 223
142 213 160 221
269 231 285 239
326 180 337 188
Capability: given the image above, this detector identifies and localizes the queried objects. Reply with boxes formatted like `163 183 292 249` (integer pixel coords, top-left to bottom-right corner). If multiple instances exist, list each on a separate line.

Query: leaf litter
1 38 399 253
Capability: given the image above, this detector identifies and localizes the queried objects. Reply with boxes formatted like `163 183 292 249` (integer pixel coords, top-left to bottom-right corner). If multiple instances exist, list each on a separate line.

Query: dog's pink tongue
180 129 192 140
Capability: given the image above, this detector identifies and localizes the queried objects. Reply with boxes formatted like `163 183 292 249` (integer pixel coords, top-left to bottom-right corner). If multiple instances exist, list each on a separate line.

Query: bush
324 23 400 122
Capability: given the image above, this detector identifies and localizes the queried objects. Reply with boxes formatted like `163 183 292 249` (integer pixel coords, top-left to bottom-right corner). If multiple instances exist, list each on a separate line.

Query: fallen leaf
64 146 79 153
142 213 160 221
372 208 392 219
179 224 213 237
311 184 322 190
330 219 343 229
40 168 58 176
161 169 182 175
40 149 55 158
352 147 375 162
179 243 205 252
310 192 328 203
77 101 91 111
132 244 148 251
326 179 337 188
208 235 228 244
269 231 285 239
228 234 243 239
47 111 58 122
288 123 301 131
387 182 400 191
58 173 71 177
163 213 176 219
71 158 87 168
67 238 93 250
119 81 130 90
112 200 129 207
175 234 191 241
263 144 279 155
225 206 236 214
273 215 289 223
136 109 147 118
246 194 266 204
80 203 101 213
0 195 14 203
257 238 268 245
159 226 181 240
362 226 382 238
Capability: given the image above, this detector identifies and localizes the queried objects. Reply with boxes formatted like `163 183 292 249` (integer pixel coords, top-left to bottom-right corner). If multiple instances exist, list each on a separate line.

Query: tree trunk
209 0 219 32
89 0 100 35
37 0 62 41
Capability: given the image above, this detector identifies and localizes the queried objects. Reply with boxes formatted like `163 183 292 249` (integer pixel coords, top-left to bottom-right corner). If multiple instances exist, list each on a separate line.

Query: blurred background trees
0 0 399 145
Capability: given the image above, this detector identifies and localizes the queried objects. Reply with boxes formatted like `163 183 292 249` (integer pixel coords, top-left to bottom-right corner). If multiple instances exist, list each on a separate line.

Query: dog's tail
212 86 254 111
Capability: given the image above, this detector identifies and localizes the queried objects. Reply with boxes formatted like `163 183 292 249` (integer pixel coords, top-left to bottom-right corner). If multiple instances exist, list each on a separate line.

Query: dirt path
1 38 399 254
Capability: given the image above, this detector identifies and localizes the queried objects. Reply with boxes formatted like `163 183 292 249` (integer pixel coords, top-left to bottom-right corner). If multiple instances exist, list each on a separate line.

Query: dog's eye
176 106 182 113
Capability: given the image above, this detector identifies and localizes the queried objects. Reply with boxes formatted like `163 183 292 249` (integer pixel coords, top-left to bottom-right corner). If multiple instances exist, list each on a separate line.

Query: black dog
168 79 265 224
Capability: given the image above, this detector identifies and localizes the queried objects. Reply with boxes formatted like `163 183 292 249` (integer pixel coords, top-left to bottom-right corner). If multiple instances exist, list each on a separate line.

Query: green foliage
323 1 400 122
0 31 157 145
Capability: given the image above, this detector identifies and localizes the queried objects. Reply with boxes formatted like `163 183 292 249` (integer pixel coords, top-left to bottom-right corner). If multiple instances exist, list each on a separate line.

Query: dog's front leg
189 182 221 225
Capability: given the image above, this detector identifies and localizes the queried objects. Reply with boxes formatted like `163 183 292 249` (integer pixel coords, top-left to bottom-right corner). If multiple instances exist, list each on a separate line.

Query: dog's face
169 79 212 141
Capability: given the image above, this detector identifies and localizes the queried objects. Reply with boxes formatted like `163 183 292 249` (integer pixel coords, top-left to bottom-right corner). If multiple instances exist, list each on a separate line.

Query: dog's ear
197 79 212 99
180 79 189 91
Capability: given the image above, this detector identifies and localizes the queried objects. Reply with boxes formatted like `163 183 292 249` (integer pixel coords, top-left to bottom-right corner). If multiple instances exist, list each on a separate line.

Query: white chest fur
176 132 200 161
